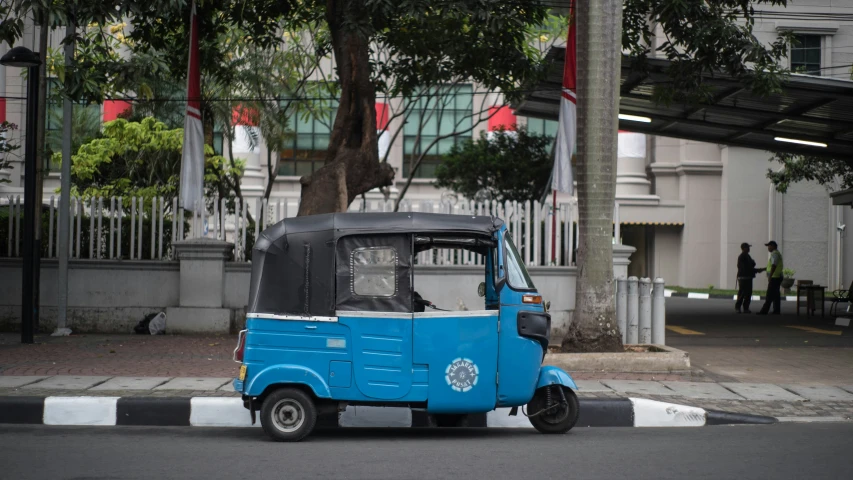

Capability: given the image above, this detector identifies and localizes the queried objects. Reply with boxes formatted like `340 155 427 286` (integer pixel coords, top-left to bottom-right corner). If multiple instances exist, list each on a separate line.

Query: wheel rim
270 398 305 433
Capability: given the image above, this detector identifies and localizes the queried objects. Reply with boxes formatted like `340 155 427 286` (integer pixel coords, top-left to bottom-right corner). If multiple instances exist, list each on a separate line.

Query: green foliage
434 126 553 203
56 117 241 209
622 0 792 105
783 268 796 279
0 121 21 184
767 153 853 193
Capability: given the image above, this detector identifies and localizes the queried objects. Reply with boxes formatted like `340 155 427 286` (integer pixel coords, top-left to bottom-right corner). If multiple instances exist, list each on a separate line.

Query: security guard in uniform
736 243 764 314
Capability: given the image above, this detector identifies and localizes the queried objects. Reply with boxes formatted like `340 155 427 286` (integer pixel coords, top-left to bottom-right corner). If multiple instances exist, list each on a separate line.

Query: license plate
238 365 247 381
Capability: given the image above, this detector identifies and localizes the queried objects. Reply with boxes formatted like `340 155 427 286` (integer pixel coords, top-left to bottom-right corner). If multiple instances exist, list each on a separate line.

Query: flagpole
551 189 558 265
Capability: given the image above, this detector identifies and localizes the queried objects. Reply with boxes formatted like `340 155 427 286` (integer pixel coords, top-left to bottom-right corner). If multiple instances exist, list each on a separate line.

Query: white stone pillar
233 124 265 198
616 132 651 197
612 243 636 279
166 238 234 333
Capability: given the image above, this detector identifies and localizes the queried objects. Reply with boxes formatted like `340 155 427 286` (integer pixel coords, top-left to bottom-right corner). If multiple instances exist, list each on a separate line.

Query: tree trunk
561 0 624 352
296 0 394 216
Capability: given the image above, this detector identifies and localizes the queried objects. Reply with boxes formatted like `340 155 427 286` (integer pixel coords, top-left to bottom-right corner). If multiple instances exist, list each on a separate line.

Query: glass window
278 97 339 176
526 117 558 138
791 34 821 75
352 247 397 297
403 84 473 178
505 236 535 290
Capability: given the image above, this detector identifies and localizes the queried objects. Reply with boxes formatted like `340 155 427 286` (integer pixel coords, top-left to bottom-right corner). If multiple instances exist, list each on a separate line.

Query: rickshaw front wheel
527 386 580 434
260 388 317 442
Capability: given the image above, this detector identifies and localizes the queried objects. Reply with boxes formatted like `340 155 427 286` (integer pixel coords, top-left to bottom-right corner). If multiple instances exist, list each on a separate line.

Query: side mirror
478 282 486 297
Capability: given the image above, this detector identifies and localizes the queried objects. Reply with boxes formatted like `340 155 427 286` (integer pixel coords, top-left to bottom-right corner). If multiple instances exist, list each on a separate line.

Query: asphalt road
2 424 851 479
665 297 853 347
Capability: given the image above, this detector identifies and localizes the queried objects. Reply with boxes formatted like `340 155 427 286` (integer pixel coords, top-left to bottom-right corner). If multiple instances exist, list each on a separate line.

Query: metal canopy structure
513 48 853 159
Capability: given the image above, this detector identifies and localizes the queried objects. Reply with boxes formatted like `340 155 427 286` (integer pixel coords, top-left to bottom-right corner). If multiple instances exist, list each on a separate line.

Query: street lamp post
2 46 42 344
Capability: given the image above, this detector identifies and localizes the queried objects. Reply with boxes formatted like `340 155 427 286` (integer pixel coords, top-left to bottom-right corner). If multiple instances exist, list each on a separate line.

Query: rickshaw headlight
522 295 542 304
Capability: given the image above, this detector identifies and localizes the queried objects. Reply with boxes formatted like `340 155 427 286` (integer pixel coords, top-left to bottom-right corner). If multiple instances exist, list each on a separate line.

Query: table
797 285 826 318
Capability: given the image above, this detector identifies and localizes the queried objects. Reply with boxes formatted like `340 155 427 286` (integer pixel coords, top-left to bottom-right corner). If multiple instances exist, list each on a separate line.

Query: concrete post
638 277 652 344
616 277 627 343
612 244 636 279
166 238 234 333
652 277 666 345
626 276 639 344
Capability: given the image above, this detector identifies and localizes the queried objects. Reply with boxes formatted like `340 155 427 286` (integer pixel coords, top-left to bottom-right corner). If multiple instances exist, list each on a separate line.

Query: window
351 247 397 296
403 84 473 179
278 99 338 177
526 117 558 138
791 34 821 75
505 236 535 290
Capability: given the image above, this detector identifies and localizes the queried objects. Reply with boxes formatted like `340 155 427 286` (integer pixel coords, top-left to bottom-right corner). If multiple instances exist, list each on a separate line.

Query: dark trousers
736 278 753 311
760 277 783 314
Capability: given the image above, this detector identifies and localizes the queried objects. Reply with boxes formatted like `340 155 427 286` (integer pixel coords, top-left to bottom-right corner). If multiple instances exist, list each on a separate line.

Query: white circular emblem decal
445 358 479 392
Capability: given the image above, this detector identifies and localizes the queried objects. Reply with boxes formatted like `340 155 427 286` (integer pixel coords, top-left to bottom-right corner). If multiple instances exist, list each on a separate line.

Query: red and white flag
180 0 204 213
552 3 576 195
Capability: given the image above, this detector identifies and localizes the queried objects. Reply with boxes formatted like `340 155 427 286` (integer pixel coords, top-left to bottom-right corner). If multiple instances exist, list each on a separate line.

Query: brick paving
0 333 238 377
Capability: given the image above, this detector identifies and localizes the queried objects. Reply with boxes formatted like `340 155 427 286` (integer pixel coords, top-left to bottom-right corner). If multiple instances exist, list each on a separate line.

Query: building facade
3 2 853 290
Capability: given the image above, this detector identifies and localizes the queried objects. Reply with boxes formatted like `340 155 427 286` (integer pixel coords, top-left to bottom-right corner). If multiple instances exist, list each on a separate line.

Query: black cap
741 242 751 249
765 241 778 247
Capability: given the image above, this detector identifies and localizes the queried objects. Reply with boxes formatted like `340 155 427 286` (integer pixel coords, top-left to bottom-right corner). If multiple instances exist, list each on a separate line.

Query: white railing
1 195 580 265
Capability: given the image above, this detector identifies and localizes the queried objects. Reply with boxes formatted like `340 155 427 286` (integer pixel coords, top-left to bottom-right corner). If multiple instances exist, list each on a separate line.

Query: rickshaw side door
335 234 415 401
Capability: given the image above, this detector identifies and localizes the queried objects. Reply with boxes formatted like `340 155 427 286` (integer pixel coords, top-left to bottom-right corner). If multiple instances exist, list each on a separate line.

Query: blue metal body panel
536 366 578 391
414 312 499 413
238 226 577 413
338 316 413 400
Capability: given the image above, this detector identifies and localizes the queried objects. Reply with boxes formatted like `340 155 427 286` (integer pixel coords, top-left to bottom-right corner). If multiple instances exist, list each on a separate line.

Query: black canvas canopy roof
247 212 503 316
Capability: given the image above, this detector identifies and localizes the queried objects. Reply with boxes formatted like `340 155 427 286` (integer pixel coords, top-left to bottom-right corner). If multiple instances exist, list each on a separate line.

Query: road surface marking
665 326 705 335
785 325 842 336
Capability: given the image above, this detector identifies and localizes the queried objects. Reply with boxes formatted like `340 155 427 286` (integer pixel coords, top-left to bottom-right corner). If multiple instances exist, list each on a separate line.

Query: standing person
758 241 784 315
736 243 764 314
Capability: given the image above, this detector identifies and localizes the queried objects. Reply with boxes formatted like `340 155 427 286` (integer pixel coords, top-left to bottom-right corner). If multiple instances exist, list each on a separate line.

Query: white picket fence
1 195 584 266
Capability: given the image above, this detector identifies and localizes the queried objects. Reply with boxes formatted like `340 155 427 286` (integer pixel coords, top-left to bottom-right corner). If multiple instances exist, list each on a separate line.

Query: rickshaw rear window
351 247 397 297
505 236 535 290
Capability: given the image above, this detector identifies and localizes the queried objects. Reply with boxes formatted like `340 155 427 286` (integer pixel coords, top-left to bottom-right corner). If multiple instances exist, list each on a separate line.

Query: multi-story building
3 2 853 291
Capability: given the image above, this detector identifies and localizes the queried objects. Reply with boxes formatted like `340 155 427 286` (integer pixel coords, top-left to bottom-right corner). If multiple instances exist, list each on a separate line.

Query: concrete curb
665 291 800 302
0 396 779 429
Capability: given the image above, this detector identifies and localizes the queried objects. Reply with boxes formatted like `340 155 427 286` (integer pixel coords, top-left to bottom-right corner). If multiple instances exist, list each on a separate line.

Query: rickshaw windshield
504 235 535 290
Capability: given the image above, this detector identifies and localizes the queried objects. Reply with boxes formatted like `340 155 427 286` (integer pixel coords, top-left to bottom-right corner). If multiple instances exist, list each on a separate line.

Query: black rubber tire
528 386 580 434
433 414 469 427
260 388 317 442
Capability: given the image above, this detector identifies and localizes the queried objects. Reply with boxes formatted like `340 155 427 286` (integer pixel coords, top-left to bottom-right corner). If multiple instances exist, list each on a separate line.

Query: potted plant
781 268 796 291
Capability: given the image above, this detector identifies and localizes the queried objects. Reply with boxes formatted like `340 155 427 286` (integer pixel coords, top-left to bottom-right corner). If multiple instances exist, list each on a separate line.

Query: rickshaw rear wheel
528 386 579 434
260 388 317 442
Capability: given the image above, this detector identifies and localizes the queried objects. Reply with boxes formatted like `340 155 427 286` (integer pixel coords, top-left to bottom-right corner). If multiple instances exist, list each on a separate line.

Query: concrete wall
781 181 831 286
0 260 578 336
0 258 179 332
718 147 773 290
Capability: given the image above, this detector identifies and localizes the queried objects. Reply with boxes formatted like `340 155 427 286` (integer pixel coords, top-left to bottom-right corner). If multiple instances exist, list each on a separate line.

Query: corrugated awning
513 50 853 160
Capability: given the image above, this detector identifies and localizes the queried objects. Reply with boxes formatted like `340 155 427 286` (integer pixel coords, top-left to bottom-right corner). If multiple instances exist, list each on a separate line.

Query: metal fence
2 195 584 266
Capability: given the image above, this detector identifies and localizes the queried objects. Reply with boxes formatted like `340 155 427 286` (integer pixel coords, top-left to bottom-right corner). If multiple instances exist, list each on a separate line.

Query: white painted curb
44 396 119 426
190 397 258 428
687 292 710 300
630 398 706 427
339 406 411 427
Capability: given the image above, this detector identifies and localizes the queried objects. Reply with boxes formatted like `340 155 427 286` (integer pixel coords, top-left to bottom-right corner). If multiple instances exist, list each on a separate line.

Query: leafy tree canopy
767 153 853 194
62 117 241 207
434 126 553 203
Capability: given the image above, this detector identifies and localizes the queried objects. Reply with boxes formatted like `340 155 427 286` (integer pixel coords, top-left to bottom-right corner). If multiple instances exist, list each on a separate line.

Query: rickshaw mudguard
536 366 578 391
244 364 332 399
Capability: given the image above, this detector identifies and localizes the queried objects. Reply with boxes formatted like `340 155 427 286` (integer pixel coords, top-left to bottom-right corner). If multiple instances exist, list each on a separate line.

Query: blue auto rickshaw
232 212 579 441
